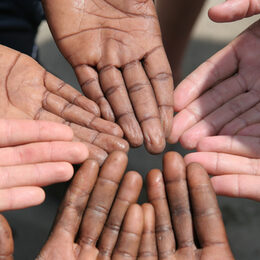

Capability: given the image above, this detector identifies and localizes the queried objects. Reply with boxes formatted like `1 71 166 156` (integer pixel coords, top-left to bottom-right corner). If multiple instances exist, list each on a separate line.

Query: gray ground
3 1 260 259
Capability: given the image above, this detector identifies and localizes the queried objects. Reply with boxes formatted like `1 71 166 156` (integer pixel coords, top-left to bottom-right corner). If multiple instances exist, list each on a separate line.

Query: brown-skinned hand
36 151 143 259
145 152 234 259
42 0 174 154
0 44 129 165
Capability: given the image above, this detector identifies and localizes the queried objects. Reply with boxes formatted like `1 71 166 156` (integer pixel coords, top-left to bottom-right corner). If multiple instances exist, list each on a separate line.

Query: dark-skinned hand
0 44 129 165
36 151 143 259
145 152 234 259
42 0 174 154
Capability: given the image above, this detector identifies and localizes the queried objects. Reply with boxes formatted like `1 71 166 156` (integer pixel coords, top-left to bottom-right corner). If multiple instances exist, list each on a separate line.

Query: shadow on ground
3 37 260 260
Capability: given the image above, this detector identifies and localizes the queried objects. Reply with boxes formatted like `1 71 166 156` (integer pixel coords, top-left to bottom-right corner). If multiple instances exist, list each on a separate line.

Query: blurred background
2 0 260 259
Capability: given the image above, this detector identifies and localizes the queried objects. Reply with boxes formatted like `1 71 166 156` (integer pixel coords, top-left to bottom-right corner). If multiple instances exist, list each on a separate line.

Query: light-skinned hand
36 151 143 259
0 44 128 165
0 119 88 211
42 0 174 154
146 152 234 259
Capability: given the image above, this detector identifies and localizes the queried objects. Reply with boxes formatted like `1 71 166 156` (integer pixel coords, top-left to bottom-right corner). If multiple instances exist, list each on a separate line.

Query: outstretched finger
99 65 143 147
97 171 142 260
146 169 175 258
0 186 45 211
44 71 100 116
112 204 143 260
75 65 115 121
163 152 194 249
143 46 174 140
78 151 128 247
0 215 14 259
123 60 165 153
187 163 230 249
49 160 99 241
185 152 260 176
138 203 157 260
211 175 260 202
208 0 260 22
0 119 73 147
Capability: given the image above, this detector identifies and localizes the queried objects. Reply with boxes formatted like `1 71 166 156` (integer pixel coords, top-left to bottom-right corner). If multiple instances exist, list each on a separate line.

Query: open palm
0 45 128 164
43 0 174 153
170 19 260 149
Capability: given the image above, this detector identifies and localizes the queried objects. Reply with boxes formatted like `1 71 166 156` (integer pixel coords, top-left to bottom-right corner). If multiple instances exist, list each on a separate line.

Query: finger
197 136 260 158
146 169 175 258
97 171 143 259
112 204 143 260
0 215 13 259
99 65 143 147
70 123 129 154
0 119 73 147
78 151 128 247
0 187 45 211
0 141 88 166
237 123 260 136
219 103 260 135
75 65 115 121
211 175 260 202
44 71 100 116
187 163 229 249
163 152 195 249
171 72 247 145
179 90 260 149
138 203 157 260
143 46 174 139
185 152 260 176
173 44 237 112
123 60 165 154
50 160 99 241
42 91 123 137
208 0 260 22
0 162 73 188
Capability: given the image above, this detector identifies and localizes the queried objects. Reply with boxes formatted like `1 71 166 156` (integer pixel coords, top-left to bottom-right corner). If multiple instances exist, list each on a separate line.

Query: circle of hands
0 0 260 259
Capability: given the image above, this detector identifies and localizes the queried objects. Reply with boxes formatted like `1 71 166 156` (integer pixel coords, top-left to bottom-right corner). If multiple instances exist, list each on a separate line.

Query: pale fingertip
54 162 74 182
70 142 89 163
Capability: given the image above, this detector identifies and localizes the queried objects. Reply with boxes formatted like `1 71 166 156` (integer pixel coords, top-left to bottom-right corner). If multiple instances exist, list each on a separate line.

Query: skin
155 0 206 83
147 152 234 259
42 0 174 154
0 44 128 165
169 6 260 147
36 151 144 259
0 119 88 211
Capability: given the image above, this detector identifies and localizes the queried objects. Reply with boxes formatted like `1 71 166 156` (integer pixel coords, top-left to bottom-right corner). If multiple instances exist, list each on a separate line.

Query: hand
185 134 260 202
169 19 260 149
0 119 88 211
208 0 260 22
0 44 128 165
37 151 143 259
146 152 234 259
0 215 13 259
42 0 174 154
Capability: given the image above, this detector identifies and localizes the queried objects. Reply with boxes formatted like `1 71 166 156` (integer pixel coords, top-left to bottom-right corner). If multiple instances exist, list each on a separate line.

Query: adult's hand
185 134 260 202
0 215 13 259
169 19 260 149
147 152 234 259
42 0 174 154
37 151 143 259
209 0 260 22
0 119 88 211
0 45 128 165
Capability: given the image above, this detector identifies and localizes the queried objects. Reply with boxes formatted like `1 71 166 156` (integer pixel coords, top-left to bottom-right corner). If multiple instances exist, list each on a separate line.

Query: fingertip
146 169 163 188
124 171 143 189
56 162 74 182
144 129 166 154
187 162 210 187
71 142 89 163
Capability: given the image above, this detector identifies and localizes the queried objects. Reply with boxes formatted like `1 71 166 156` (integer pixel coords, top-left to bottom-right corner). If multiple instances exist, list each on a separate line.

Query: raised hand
37 151 143 259
0 119 88 211
169 19 260 149
185 134 260 202
208 0 260 22
146 152 234 259
42 0 174 154
0 44 128 165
